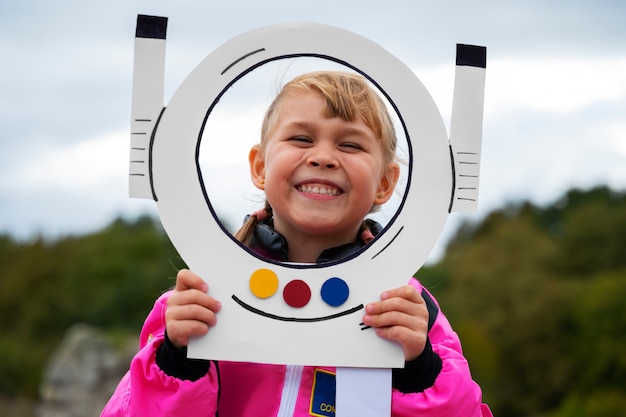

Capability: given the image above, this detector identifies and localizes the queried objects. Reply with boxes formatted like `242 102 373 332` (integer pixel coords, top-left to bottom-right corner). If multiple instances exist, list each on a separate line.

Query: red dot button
282 279 311 308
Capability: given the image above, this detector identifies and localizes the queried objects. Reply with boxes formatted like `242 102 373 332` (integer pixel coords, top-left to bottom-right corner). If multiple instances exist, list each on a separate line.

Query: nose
307 144 338 169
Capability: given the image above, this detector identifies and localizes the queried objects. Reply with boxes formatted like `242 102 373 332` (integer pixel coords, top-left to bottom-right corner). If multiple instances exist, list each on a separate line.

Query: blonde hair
235 71 398 245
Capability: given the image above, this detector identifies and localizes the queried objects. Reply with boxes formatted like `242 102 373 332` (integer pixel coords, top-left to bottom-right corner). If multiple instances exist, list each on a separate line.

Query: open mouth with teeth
296 183 343 196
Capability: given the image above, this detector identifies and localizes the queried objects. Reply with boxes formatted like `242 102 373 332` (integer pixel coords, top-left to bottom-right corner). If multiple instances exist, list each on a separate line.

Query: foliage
0 215 184 396
1 186 625 417
417 186 626 416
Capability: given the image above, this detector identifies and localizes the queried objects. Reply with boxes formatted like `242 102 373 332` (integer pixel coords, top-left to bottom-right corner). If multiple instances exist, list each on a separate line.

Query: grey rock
38 324 134 417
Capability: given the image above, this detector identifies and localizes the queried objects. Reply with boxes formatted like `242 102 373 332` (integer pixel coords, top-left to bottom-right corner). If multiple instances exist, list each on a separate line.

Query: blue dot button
320 277 349 307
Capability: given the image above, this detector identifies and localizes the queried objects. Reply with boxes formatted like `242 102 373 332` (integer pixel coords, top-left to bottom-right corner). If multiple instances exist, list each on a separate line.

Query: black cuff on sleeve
155 331 211 381
392 338 443 393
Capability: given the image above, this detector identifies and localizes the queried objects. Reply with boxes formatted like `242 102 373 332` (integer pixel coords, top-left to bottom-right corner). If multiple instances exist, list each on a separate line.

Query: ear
249 144 266 190
374 162 400 205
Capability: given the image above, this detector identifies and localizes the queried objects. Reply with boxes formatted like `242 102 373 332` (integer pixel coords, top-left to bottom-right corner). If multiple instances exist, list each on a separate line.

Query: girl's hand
362 285 429 361
166 269 222 349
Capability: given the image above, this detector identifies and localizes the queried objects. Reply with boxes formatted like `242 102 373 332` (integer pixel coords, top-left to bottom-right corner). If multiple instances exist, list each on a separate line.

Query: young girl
102 72 492 416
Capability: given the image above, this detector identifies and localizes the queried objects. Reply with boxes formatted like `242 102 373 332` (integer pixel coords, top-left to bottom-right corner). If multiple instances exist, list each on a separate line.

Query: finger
169 288 222 314
366 295 422 317
167 319 211 349
364 309 425 331
166 302 220 349
375 325 427 361
375 323 415 342
363 297 429 333
168 303 219 327
175 269 209 292
380 285 424 304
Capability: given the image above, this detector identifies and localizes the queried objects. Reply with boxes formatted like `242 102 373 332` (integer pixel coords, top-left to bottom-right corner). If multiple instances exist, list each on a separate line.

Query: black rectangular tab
136 14 168 40
456 44 487 68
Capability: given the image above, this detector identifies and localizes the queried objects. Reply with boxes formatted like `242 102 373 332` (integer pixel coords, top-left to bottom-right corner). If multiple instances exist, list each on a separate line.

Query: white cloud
409 55 626 138
605 120 626 157
16 132 128 190
486 56 626 114
3 1 626 243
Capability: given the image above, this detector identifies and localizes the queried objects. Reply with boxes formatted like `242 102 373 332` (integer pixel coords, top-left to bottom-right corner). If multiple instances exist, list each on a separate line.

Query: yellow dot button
249 268 279 299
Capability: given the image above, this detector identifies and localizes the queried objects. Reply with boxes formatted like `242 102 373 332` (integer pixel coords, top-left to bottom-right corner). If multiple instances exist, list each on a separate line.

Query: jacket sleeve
100 291 220 417
390 280 493 417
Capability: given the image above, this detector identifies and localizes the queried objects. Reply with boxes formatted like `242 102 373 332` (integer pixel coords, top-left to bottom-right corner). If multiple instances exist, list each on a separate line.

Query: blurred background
1 1 625 416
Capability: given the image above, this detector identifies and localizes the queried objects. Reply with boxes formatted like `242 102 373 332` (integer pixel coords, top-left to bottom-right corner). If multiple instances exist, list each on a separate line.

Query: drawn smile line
231 295 364 322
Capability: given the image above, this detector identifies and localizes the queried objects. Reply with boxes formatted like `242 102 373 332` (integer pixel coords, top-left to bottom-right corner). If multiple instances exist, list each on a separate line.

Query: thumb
175 269 208 292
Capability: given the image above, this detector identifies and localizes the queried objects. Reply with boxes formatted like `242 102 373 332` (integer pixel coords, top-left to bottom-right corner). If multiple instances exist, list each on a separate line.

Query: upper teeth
297 184 341 196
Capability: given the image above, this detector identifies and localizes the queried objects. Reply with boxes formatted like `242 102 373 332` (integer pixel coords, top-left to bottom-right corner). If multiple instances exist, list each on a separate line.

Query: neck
286 239 330 263
276 225 361 263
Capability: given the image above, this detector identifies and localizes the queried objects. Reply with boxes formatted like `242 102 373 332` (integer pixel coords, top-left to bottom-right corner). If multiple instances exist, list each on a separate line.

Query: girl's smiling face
249 91 399 261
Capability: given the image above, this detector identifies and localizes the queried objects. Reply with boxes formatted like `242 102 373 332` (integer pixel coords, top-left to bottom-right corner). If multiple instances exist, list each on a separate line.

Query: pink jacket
102 279 492 416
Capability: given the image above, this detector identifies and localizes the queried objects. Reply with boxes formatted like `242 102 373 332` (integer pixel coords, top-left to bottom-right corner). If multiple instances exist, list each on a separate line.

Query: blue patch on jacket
310 369 336 416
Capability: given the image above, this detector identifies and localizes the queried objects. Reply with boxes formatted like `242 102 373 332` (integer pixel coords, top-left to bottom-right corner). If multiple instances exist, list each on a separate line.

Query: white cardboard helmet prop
130 15 486 368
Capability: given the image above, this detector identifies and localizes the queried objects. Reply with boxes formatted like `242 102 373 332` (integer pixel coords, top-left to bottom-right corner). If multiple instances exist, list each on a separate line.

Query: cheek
263 169 292 208
263 148 295 178
350 162 381 193
264 162 290 187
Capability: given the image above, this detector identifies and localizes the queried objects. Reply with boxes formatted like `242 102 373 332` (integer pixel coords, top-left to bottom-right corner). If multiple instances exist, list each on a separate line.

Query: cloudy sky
1 0 625 260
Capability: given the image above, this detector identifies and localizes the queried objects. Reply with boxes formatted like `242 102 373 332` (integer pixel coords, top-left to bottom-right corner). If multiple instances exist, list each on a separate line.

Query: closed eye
288 136 313 145
339 142 365 152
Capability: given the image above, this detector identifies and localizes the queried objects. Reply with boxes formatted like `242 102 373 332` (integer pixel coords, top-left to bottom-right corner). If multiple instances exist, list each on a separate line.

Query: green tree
429 186 626 416
0 215 183 396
